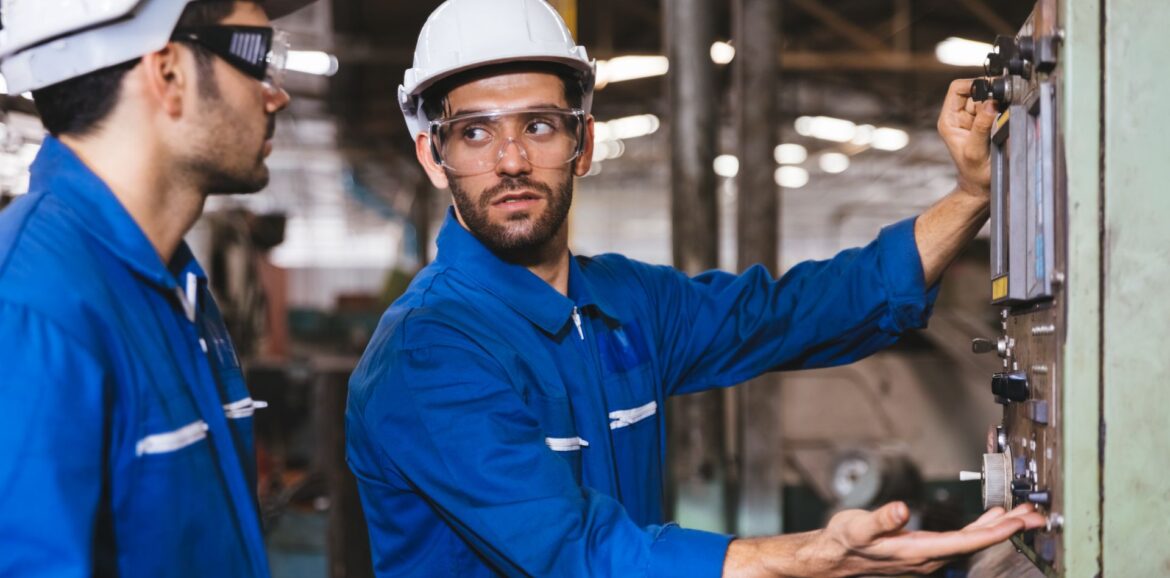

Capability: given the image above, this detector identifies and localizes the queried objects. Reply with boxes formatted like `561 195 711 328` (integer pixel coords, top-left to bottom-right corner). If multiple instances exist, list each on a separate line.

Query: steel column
664 0 726 532
733 0 783 537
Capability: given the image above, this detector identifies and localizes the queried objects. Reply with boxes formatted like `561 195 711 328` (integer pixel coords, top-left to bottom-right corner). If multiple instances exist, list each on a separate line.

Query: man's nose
495 138 533 176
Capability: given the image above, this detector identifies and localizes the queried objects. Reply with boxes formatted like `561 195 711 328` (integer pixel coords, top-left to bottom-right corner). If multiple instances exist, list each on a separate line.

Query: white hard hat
0 0 315 95
399 0 597 140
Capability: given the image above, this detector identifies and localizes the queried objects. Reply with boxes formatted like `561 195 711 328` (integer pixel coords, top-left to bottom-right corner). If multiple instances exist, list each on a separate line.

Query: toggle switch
992 371 1030 402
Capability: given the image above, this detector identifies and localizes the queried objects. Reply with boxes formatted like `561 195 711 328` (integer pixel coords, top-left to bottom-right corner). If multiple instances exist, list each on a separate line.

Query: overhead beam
787 0 888 53
780 51 981 72
957 0 1016 33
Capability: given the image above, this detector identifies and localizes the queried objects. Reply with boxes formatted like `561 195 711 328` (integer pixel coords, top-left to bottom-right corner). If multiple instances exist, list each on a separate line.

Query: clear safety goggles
171 25 291 96
429 107 587 176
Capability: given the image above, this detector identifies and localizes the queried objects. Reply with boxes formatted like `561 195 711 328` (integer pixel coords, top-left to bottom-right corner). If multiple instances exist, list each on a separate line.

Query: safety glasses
429 107 587 176
171 25 291 94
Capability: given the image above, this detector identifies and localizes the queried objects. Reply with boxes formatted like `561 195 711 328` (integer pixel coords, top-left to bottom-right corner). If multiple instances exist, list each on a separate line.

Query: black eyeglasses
171 25 290 93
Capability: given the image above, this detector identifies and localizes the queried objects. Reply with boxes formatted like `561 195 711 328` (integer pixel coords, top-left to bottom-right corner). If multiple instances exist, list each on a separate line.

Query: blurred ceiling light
871 127 910 151
773 143 808 165
710 41 736 65
0 74 7 95
595 114 660 142
592 139 626 162
794 116 857 143
286 50 340 77
595 56 669 88
774 166 809 189
819 152 851 174
713 154 739 178
935 37 993 67
851 124 875 146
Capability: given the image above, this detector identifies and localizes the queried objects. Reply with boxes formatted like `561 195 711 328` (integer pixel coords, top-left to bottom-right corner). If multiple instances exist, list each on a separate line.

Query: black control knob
971 79 993 103
992 371 1030 402
1017 35 1036 62
1028 491 1051 506
1011 478 1034 500
984 51 1007 76
992 77 1009 103
1035 35 1060 73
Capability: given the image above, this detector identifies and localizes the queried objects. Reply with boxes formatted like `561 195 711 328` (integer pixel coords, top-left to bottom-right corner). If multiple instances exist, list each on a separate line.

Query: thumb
852 502 911 543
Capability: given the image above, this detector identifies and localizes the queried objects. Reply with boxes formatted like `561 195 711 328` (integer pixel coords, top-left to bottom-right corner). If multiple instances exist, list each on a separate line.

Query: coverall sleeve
0 302 108 578
641 217 939 396
348 337 731 577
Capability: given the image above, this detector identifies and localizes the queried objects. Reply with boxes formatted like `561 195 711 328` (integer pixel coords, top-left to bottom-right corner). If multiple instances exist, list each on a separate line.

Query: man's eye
462 127 491 142
527 121 556 136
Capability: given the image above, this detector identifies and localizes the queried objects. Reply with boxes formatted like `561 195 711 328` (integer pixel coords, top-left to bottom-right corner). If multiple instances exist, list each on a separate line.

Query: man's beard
450 171 574 262
188 92 275 196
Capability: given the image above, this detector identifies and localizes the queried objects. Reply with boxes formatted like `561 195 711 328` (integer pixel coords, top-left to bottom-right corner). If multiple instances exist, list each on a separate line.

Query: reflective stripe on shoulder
223 397 268 420
545 436 590 452
136 420 209 456
608 401 658 430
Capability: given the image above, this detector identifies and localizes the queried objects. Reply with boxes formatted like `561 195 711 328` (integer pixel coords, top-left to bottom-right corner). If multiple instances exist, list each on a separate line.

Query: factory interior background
3 0 1163 576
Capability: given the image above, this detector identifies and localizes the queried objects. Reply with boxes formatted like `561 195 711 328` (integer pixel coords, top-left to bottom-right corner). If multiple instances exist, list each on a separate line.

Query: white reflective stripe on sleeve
136 420 209 456
223 397 268 419
608 401 658 430
545 436 590 452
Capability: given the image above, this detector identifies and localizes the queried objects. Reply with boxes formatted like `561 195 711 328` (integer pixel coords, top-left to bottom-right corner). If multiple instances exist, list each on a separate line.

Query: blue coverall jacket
0 138 270 577
347 208 938 577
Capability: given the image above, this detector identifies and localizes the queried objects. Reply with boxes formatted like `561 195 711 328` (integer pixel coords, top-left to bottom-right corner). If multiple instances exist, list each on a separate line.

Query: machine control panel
962 1 1067 575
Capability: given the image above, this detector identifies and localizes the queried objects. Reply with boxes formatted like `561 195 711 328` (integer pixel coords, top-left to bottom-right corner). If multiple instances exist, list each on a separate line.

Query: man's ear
139 43 188 117
573 115 595 177
416 133 450 189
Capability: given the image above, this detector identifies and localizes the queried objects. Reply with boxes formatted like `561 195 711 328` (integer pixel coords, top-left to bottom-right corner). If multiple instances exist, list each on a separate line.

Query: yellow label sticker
992 276 1009 300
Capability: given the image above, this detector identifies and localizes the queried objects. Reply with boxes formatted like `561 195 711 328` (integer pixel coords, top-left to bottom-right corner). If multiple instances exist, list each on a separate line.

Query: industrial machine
962 1 1067 574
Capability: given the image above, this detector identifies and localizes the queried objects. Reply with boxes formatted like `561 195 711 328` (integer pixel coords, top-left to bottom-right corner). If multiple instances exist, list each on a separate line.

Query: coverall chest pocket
528 393 585 482
603 365 662 507
124 378 217 565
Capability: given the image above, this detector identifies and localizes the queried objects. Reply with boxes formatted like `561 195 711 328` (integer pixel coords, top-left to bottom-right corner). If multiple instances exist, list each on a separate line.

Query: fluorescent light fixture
935 37 993 67
871 127 910 151
774 166 809 189
851 124 875 146
818 152 850 174
713 154 739 178
592 139 626 162
595 56 669 88
595 114 660 142
286 50 340 77
773 143 808 165
711 41 736 65
795 116 857 143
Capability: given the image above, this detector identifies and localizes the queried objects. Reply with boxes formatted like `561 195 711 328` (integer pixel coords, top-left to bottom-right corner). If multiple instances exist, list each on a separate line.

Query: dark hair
420 61 586 124
32 1 238 137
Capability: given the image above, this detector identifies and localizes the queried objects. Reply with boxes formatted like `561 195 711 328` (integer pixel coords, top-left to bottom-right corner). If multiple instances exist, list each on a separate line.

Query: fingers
845 501 911 545
944 78 976 112
965 507 1008 529
970 100 998 138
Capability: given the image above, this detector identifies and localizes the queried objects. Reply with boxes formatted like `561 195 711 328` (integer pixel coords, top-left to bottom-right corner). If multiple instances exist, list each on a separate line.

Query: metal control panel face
969 1 1067 575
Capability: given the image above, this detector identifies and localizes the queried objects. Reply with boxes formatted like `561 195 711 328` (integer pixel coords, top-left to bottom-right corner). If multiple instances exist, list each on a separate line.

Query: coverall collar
29 136 205 290
435 207 619 334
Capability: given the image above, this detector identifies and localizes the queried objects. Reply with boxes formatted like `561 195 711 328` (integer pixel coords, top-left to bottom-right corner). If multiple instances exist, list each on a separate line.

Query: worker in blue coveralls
346 0 1047 576
0 0 315 576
